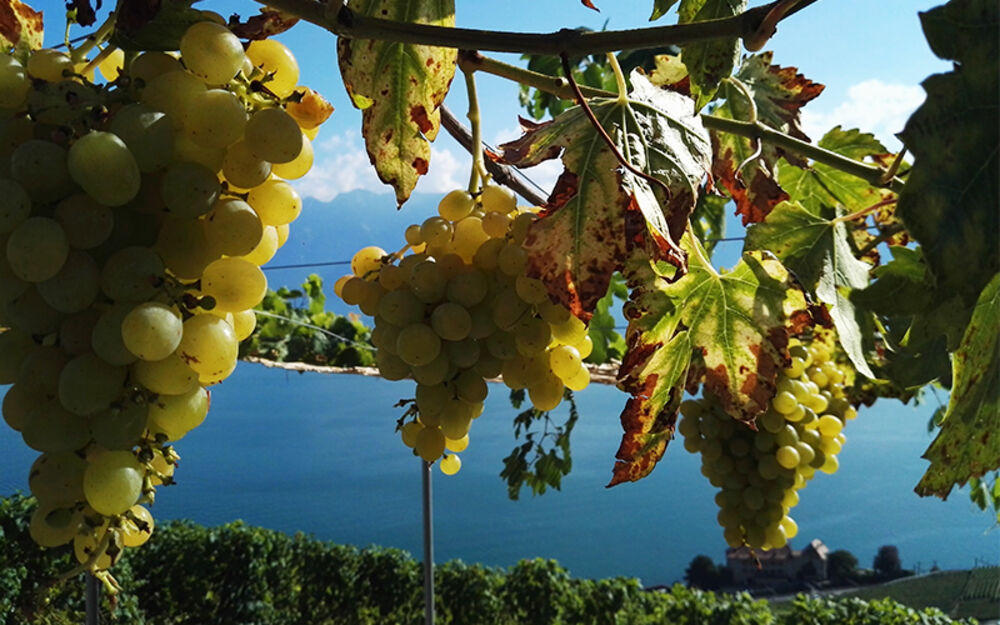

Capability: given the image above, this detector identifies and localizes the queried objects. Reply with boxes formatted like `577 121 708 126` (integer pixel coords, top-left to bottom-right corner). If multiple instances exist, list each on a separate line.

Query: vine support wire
421 460 435 625
85 573 99 625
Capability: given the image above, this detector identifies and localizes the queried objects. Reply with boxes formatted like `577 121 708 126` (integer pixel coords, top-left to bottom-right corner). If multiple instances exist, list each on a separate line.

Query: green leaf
586 275 626 364
690 191 727 258
0 0 43 60
745 201 875 378
778 127 886 214
916 272 1000 499
710 53 824 224
337 0 457 205
500 71 711 317
609 242 811 485
650 0 680 20
677 0 747 110
897 0 999 306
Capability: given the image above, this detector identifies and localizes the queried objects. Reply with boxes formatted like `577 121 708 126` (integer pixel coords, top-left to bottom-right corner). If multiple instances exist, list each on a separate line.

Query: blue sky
35 0 949 201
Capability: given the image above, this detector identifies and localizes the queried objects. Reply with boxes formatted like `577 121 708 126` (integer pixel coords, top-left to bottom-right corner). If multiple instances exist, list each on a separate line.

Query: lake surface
1 364 996 586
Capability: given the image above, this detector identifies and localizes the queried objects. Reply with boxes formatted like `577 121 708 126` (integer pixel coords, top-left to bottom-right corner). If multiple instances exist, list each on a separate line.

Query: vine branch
256 0 817 56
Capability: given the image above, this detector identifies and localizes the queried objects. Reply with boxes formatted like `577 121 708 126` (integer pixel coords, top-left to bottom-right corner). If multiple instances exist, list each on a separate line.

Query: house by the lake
726 538 830 585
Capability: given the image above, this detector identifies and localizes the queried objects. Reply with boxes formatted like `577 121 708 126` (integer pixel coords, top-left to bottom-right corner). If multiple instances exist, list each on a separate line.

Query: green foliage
585 273 627 364
500 390 579 500
245 274 376 367
676 0 746 110
784 595 971 625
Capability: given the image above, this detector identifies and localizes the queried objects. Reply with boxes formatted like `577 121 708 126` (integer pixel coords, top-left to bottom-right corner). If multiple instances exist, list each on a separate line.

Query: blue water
1 365 996 587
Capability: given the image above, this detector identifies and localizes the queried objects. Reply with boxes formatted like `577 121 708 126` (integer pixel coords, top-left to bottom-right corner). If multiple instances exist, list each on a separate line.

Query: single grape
121 302 183 361
439 454 462 475
245 39 300 97
245 108 302 163
180 21 246 85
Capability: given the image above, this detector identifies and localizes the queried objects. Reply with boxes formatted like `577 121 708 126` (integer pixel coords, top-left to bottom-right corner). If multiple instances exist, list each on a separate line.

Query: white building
726 539 829 586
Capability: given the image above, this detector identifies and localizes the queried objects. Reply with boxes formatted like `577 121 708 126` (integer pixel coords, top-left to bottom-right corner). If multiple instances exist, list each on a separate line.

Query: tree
0 0 997 594
873 546 903 580
683 555 721 590
828 550 859 584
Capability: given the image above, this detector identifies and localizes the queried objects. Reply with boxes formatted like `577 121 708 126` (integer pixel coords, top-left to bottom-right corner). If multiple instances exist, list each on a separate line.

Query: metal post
421 460 435 625
85 573 100 625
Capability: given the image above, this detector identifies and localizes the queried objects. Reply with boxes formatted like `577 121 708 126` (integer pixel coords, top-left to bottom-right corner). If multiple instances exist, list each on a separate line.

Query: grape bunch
337 186 592 475
677 337 856 551
0 19 330 581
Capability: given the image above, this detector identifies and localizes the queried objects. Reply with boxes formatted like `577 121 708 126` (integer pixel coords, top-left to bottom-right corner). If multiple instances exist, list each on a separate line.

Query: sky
33 0 950 205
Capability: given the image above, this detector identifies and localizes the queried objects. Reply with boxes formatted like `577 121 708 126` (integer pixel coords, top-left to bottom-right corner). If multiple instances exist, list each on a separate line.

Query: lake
1 364 996 587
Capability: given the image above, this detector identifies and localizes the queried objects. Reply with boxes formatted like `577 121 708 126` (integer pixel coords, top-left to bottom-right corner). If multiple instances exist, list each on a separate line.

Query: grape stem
461 67 487 195
79 45 116 78
458 52 906 194
256 0 817 56
833 197 898 225
69 12 116 62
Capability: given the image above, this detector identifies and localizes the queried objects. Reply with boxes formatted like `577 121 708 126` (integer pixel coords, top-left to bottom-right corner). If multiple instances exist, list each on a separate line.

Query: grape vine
0 0 996 596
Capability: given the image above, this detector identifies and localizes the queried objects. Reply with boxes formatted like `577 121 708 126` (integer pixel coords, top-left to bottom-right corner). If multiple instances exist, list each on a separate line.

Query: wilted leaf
916 272 1000 499
647 53 690 96
897 0 998 306
0 0 43 59
779 126 887 215
711 53 824 224
500 71 711 318
337 0 456 205
744 201 875 378
677 0 746 110
609 240 811 486
227 8 299 40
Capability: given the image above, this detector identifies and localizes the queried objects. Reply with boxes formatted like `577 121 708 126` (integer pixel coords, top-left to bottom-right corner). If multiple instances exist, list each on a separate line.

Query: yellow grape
439 454 461 475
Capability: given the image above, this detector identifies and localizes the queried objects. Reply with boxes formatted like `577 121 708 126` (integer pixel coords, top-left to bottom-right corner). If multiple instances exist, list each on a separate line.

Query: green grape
0 178 31 233
438 189 474 221
375 350 410 380
771 391 797 414
121 302 183 361
131 351 200 395
244 108 302 163
446 269 488 307
16 345 68 395
473 351 502 378
415 426 446 462
439 398 474 439
396 323 441 367
411 352 450 386
430 302 471 341
513 317 549 356
3 287 61 335
481 211 511 238
2 383 39 431
420 217 452 247
201 258 268 312
472 237 503 271
28 451 87 506
6 216 69 282
89 401 148 450
378 264 405 291
404 224 424 246
239 225 279 266
203 198 263 257
222 140 271 189
178 314 238 377
26 48 73 82
452 217 489 262
100 246 165 301
563 365 589 391
245 39 300 97
491 287 530 331
29 504 80 547
480 184 516 214
180 21 246 86
0 55 31 108
445 434 468 453
514 275 547 305
21 398 91 452
446 337 480 369
548 345 582 381
121 505 155 547
378 289 425 326
508 212 535 245
400 421 423 448
527 372 563 411
172 130 225 172
0 329 34 384
67 131 141 207
161 161 220 218
416 382 450 418
83 450 144 515
58 353 126 416
90 303 138 366
231 309 257 341
74 523 122 570
147 386 209 441
187 88 246 149
550 314 587 346
408 260 446 303
351 245 385 279
454 370 486 403
10 139 74 203
54 194 115 250
775 445 800 469
271 133 313 180
485 330 517 361
247 179 302 226
497 242 527 277
129 51 183 84
0 245 29 303
156 216 218 280
37 250 100 313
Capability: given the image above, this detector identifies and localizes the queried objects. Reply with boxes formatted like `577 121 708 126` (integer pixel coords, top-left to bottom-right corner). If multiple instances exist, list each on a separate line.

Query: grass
839 568 1000 621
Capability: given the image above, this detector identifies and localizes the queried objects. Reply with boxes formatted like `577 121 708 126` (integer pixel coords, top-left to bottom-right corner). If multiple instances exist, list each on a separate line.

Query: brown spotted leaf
337 0 456 205
500 70 711 318
609 238 810 485
710 53 824 225
916 272 1000 499
227 8 299 40
0 0 42 59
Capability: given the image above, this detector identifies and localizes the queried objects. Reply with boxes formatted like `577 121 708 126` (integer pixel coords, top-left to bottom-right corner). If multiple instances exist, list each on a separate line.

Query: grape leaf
710 53 824 224
0 0 42 60
677 0 747 110
744 201 875 378
585 274 626 364
337 0 457 206
916 272 1000 499
650 0 680 21
896 0 998 306
500 71 711 318
609 241 811 486
778 126 886 214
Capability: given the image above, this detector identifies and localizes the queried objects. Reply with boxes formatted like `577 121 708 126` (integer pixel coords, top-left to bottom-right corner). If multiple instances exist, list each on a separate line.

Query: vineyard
0 0 997 619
